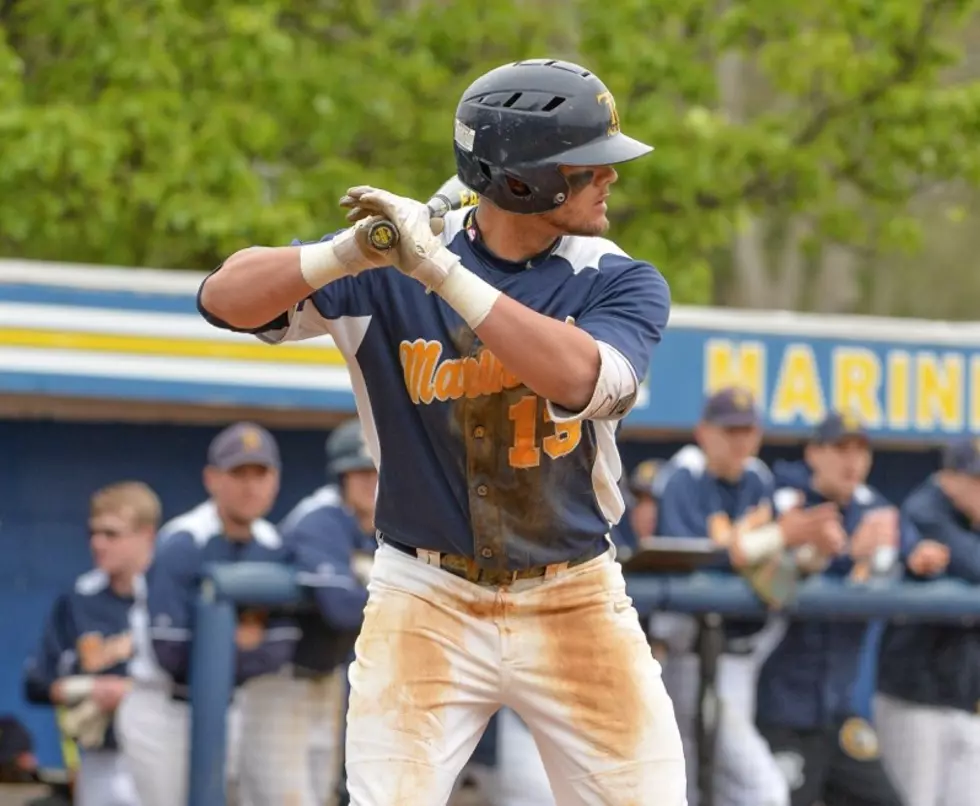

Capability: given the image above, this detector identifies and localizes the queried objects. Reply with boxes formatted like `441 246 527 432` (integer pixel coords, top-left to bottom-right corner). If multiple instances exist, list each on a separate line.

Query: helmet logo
596 92 621 136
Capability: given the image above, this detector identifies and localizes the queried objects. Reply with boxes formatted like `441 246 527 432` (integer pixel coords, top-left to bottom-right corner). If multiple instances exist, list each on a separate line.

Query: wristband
299 241 354 290
434 262 502 329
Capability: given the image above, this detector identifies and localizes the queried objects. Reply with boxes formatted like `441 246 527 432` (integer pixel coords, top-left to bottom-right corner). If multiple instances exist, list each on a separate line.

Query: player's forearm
474 295 600 411
200 247 314 330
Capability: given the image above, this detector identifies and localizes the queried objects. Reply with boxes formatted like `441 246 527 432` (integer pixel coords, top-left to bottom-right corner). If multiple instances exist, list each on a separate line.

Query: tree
2 0 980 314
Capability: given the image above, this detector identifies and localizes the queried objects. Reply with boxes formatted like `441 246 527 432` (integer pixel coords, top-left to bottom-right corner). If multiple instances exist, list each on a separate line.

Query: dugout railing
185 561 980 806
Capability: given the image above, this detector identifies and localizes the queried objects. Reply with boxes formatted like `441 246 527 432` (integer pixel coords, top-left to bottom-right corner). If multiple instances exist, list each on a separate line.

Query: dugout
0 259 960 766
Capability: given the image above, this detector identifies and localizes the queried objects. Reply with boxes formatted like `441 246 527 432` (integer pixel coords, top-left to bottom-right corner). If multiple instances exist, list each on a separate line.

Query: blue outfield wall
0 417 941 767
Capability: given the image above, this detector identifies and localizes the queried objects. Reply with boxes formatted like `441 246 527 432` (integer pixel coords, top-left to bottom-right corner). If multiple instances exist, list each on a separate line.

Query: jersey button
473 426 486 438
476 484 489 497
480 547 494 559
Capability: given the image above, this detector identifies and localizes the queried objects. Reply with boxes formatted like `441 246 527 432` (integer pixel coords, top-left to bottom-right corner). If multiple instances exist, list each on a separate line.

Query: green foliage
2 0 980 304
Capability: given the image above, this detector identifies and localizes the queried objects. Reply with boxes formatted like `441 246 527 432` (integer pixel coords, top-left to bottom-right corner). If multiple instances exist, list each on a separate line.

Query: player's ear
202 465 219 498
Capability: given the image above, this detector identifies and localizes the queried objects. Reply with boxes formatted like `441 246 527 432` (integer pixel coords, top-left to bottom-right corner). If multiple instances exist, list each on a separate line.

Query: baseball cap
628 459 661 498
811 412 869 446
207 422 281 471
701 387 760 428
942 437 980 476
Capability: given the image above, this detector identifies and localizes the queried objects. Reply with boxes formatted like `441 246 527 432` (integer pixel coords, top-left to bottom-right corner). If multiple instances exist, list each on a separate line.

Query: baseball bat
367 175 479 251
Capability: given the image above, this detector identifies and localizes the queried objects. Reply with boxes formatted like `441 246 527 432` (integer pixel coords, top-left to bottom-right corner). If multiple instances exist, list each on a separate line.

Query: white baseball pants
345 543 687 806
73 749 141 806
875 693 980 806
657 618 789 806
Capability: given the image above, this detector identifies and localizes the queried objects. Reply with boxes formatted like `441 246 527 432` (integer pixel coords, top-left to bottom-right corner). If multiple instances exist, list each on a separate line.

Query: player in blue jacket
199 58 686 806
758 413 914 806
653 388 826 806
875 437 979 806
24 481 159 806
115 422 304 806
278 418 379 805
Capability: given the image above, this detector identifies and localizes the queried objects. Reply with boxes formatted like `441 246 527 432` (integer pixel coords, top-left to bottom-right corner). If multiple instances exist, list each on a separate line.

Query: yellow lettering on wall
972 357 980 432
915 352 964 431
832 348 883 427
704 340 765 401
886 351 910 430
770 345 826 424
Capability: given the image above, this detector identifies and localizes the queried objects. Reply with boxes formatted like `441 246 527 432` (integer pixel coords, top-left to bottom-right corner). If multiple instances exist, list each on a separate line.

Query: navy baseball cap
811 412 869 445
207 422 281 471
942 438 980 476
701 387 760 428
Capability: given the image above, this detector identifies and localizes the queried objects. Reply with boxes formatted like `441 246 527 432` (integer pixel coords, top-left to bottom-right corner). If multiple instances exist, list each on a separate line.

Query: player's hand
779 503 845 555
339 186 459 291
907 539 950 576
90 675 130 712
328 216 403 275
849 507 899 560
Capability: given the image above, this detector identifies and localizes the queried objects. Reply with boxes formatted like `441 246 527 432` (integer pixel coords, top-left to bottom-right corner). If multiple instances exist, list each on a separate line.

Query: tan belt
382 537 603 587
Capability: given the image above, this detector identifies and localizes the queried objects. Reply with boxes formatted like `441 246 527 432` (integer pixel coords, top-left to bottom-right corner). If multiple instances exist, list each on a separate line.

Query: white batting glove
298 216 394 290
339 186 459 292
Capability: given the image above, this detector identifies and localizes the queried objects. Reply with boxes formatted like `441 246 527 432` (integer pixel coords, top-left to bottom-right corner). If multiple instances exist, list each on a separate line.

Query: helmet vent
542 96 566 112
502 92 523 108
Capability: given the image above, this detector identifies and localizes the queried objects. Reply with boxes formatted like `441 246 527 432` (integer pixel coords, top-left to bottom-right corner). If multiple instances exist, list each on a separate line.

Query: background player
875 437 978 806
652 388 829 806
278 418 379 806
198 58 686 806
761 414 913 806
116 422 303 806
24 482 159 806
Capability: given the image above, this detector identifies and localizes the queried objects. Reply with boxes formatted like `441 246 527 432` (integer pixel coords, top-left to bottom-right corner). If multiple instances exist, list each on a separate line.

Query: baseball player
651 388 812 806
875 437 978 806
115 422 304 806
277 418 379 805
23 481 159 806
759 413 916 806
199 58 685 806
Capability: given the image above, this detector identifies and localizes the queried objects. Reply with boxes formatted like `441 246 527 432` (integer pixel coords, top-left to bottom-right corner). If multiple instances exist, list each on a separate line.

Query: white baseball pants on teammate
73 749 141 806
875 693 980 806
345 543 687 806
239 670 346 806
115 685 243 806
657 618 789 806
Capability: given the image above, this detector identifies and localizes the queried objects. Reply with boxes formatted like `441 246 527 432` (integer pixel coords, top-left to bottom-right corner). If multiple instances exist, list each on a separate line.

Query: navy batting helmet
325 419 375 478
453 58 653 215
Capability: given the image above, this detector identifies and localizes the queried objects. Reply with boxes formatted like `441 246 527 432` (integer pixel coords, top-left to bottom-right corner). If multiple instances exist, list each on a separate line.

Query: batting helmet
453 58 654 215
325 419 375 478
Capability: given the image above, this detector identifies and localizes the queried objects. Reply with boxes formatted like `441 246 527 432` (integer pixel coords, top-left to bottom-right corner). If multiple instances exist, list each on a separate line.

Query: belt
381 536 605 588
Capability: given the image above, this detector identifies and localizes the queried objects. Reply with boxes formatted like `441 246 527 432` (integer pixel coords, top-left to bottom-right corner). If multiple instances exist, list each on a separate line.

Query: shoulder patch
158 500 220 547
553 235 630 275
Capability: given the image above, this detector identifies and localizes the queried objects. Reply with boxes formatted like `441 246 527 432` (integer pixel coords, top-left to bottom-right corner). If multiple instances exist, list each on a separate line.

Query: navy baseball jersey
23 569 135 748
878 477 980 713
147 501 301 687
278 485 375 632
757 460 920 728
655 445 775 547
204 208 670 570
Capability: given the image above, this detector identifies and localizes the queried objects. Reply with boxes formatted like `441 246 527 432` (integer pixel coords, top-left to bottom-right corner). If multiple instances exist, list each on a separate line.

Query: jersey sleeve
146 534 200 683
574 255 670 385
23 593 76 704
197 231 375 344
282 508 369 632
904 484 980 583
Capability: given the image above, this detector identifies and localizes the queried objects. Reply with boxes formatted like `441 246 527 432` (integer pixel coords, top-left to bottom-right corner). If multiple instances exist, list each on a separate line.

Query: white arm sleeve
546 341 638 424
255 299 331 345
